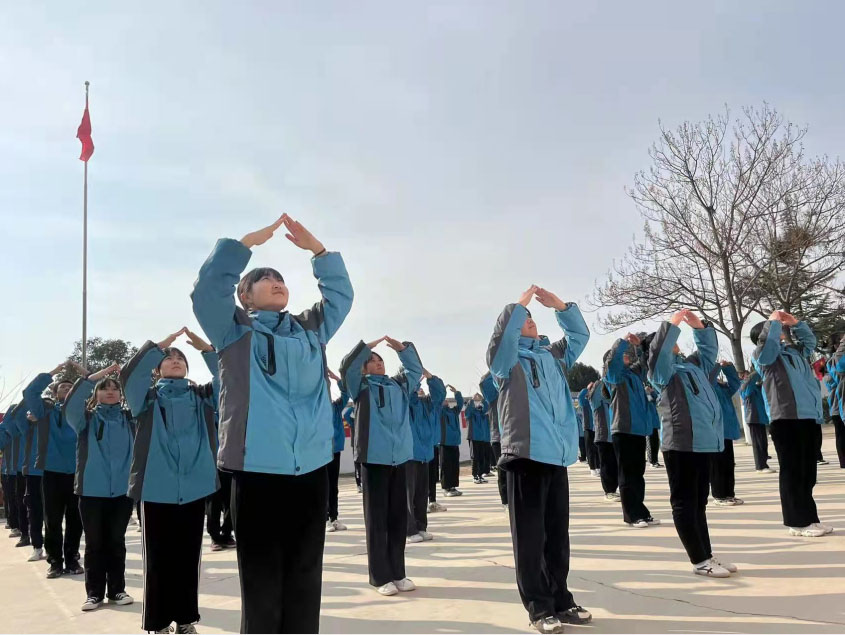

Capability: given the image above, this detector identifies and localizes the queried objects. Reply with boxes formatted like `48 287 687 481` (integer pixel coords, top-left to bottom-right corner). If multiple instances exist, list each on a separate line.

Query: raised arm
22 364 62 420
479 372 499 405
790 320 817 358
62 378 95 434
648 322 682 389
427 375 447 409
752 320 783 368
339 341 372 399
487 304 528 379
604 339 629 386
740 370 760 400
720 363 741 396
392 340 423 396
547 304 590 368
120 340 166 417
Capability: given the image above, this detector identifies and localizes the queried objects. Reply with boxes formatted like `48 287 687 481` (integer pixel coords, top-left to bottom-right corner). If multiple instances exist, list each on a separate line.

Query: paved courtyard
1 428 843 634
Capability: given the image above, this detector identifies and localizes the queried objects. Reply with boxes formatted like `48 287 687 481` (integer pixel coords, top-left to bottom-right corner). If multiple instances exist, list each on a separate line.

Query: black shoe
3 522 10 529
222 537 236 548
65 562 84 575
15 535 31 548
46 564 64 579
557 605 593 624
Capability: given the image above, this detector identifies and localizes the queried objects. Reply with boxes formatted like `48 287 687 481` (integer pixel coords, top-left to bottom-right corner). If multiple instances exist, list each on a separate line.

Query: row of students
821 334 844 468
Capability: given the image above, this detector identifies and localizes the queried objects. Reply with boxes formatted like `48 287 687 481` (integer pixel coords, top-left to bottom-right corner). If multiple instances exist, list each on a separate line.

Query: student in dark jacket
64 364 136 612
0 405 22 538
341 335 424 597
740 370 774 473
326 371 351 532
577 387 598 476
589 377 618 500
481 372 507 505
342 405 362 492
8 401 40 555
23 362 86 578
487 286 592 634
421 374 448 514
709 361 744 506
465 394 491 484
121 328 220 634
648 309 737 578
824 333 844 468
439 385 464 497
644 386 662 469
604 334 658 529
192 215 353 633
751 311 830 538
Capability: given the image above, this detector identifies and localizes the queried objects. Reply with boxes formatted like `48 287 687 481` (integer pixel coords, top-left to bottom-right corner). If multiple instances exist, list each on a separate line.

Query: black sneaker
558 605 593 624
65 562 84 575
175 624 198 634
46 564 64 579
81 596 103 612
15 535 31 548
222 537 236 548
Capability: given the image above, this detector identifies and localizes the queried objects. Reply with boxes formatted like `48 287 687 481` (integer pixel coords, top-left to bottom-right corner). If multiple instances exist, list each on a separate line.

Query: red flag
77 97 94 162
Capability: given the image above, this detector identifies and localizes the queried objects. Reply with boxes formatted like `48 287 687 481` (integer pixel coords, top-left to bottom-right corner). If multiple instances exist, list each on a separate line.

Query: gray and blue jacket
710 363 743 441
740 371 769 425
192 238 353 476
439 390 464 447
0 405 21 476
751 321 822 423
645 388 661 432
480 372 501 443
331 381 350 454
8 402 40 476
408 376 446 462
340 341 423 466
605 339 650 437
647 322 723 453
464 399 490 442
825 337 845 419
577 388 594 432
22 374 77 474
63 378 137 498
121 342 220 504
589 381 612 443
487 303 590 467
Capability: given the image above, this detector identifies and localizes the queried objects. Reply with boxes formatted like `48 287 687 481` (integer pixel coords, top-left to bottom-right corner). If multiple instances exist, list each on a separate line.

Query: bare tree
592 105 844 371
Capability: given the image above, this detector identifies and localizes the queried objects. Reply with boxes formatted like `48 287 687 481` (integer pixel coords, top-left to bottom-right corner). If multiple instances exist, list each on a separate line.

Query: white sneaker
377 581 399 596
645 517 661 526
714 498 737 506
812 522 834 535
817 459 829 465
127 516 138 526
479 477 489 484
628 519 649 529
327 519 347 532
81 597 103 612
407 533 424 543
28 547 44 562
326 521 337 533
788 525 826 537
394 577 416 592
589 469 599 477
530 616 565 634
693 559 731 578
604 492 621 502
427 501 447 512
444 489 460 497
420 530 433 541
357 485 363 493
710 556 738 573
109 592 134 605
155 626 174 634
756 467 777 473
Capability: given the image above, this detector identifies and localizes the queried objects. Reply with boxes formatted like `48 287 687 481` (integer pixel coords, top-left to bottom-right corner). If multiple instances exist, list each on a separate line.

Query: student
740 370 774 473
341 335 423 597
644 386 662 469
9 402 39 555
487 286 592 634
326 370 350 533
709 362 744 506
589 379 618 500
824 333 844 468
647 309 737 578
191 215 353 633
0 405 21 537
480 372 507 505
63 364 136 612
423 376 448 514
22 363 85 578
465 394 490 484
439 385 464 497
406 372 446 541
121 328 221 634
577 387 598 477
576 408 587 462
751 311 831 538
604 335 658 529
343 405 362 493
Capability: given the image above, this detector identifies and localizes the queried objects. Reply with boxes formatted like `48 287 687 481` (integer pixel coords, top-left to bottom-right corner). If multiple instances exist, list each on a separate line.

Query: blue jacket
826 337 845 419
331 381 350 454
465 400 490 442
605 339 650 437
340 341 423 466
576 410 585 437
710 363 743 441
487 303 590 467
121 342 220 504
22 373 77 474
740 371 769 425
407 376 446 462
8 403 40 476
647 322 723 453
63 378 136 498
751 321 822 423
645 388 661 432
479 372 501 443
589 381 612 442
439 390 464 447
577 388 593 432
0 405 21 475
192 238 353 476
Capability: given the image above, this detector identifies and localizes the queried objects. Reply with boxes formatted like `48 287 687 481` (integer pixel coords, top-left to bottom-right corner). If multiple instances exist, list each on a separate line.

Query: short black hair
157 347 189 373
749 321 765 346
237 267 285 309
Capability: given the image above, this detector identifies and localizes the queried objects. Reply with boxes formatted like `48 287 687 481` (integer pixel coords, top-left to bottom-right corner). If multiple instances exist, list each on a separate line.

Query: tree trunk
730 335 746 373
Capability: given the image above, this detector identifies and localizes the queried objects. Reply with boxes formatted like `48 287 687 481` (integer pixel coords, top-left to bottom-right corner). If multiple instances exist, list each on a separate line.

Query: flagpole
82 80 89 370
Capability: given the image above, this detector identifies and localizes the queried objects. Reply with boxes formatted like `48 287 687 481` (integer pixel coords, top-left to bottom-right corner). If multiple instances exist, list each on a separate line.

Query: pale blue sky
2 1 844 403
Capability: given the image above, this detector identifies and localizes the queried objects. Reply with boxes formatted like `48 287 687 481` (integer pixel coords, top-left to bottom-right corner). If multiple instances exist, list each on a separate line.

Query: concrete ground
1 428 843 634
